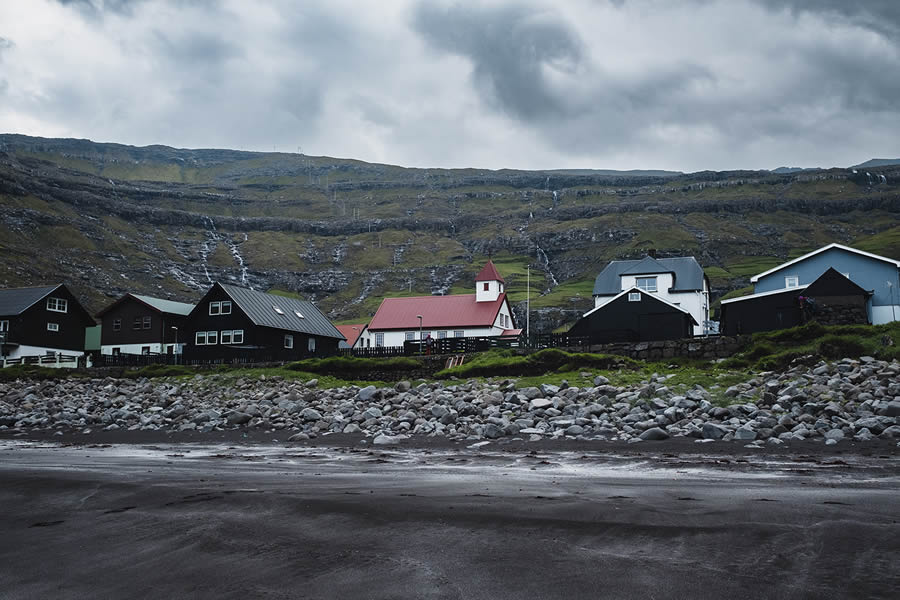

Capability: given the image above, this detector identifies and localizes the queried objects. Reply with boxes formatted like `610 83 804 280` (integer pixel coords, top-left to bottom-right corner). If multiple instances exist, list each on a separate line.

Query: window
437 331 447 339
294 310 304 319
0 320 8 332
273 305 284 315
112 319 121 332
405 331 416 341
221 330 232 344
142 316 151 330
636 277 657 292
46 297 68 313
209 301 221 315
206 331 218 345
375 332 384 347
628 292 641 302
284 334 293 349
420 331 431 340
308 337 316 352
483 282 489 291
112 348 120 356
785 276 799 288
195 331 207 345
132 317 142 330
47 322 59 332
454 331 464 338
141 346 151 355
232 330 244 344
221 301 232 314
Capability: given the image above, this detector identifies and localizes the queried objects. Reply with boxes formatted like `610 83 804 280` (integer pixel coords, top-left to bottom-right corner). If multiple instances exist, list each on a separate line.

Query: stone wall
576 335 749 361
810 302 869 327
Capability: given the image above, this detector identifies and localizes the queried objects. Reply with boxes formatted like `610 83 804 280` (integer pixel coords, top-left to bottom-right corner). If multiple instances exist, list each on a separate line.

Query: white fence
0 353 90 369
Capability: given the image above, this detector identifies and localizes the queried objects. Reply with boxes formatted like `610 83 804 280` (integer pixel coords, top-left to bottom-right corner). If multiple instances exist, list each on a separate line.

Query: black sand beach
1 435 898 599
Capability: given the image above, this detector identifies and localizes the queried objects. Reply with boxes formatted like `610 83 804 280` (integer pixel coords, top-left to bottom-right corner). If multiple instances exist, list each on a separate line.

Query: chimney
648 248 657 258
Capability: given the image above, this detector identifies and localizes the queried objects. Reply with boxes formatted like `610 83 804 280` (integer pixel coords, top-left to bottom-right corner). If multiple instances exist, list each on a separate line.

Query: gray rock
373 434 407 445
483 423 504 439
300 408 322 421
287 432 310 441
639 427 670 441
395 381 411 392
733 426 757 441
530 398 553 410
358 386 379 402
226 412 252 425
565 425 585 436
824 429 844 442
593 375 610 386
701 423 729 440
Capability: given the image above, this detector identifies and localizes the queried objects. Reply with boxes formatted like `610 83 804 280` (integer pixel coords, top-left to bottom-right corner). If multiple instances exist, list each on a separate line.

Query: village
1 242 897 369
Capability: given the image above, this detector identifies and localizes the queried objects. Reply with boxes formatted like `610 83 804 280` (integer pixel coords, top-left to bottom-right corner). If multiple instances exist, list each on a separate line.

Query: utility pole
526 265 530 344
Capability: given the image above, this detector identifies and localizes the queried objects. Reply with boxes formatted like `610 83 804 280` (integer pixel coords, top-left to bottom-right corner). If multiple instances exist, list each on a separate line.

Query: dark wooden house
568 288 697 343
0 284 96 359
720 268 871 335
96 293 195 356
183 282 344 363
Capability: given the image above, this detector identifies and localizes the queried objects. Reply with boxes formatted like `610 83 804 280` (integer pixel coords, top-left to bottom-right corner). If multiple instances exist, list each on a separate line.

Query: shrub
286 356 422 376
435 349 634 378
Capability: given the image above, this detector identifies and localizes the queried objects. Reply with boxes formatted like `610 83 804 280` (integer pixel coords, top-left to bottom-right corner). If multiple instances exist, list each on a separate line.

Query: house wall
475 279 503 302
594 272 709 335
0 286 92 357
99 297 188 355
754 248 900 323
720 291 803 335
572 292 694 342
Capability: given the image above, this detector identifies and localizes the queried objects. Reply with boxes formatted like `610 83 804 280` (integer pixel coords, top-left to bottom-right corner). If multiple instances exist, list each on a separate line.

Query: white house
358 261 519 348
591 255 710 336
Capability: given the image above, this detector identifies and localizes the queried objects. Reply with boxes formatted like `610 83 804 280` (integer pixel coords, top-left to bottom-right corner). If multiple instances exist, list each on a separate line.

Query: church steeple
475 260 505 302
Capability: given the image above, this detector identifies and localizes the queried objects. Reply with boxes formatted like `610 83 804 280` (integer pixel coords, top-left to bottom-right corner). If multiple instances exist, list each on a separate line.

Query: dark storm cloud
412 2 583 120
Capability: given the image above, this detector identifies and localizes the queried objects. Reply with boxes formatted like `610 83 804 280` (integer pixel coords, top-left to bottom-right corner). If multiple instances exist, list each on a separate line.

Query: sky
1 0 898 172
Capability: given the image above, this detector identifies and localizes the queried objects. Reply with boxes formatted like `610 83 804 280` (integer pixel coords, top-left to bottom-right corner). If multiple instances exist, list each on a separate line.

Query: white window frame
284 334 293 349
112 318 121 331
209 301 221 315
46 297 68 313
454 330 464 338
294 310 304 319
437 331 447 339
405 331 416 341
141 346 151 355
0 320 8 332
206 331 218 345
142 316 152 330
221 330 232 344
628 292 641 302
195 331 207 345
273 305 285 315
221 301 232 315
232 330 244 344
785 276 799 288
636 277 657 293
308 337 316 352
375 332 384 347
47 322 59 332
420 331 431 340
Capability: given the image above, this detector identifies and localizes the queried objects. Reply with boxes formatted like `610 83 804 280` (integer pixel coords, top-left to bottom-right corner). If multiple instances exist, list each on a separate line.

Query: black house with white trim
569 287 697 343
183 282 344 362
0 284 96 359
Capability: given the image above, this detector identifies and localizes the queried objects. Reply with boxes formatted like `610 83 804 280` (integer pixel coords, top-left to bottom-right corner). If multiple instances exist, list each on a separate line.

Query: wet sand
0 437 898 599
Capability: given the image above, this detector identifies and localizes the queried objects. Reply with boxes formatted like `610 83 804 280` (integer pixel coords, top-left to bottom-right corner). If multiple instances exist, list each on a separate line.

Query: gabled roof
581 287 698 325
620 256 673 276
720 285 808 305
368 293 509 330
750 243 900 283
475 260 505 283
593 256 706 295
336 324 366 347
805 267 872 297
215 283 344 339
0 284 61 316
96 293 195 318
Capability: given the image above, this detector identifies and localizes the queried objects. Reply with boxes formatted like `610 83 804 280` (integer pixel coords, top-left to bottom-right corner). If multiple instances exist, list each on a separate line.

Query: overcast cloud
0 0 897 171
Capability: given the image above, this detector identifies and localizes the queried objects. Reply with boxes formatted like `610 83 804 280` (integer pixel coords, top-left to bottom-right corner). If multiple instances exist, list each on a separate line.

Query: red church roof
475 260 505 283
368 294 509 331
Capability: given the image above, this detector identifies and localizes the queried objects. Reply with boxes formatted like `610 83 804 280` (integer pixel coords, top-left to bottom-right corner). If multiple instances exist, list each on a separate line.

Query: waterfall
536 246 559 288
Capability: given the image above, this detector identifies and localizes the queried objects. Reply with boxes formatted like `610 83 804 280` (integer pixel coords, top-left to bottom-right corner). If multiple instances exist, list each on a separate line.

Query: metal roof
0 284 62 316
368 294 509 330
218 283 344 339
132 294 195 316
749 243 900 283
720 285 808 304
593 256 706 295
335 324 366 347
582 287 697 324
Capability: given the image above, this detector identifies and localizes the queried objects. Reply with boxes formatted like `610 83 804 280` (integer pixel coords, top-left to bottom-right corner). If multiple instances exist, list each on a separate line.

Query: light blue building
750 243 900 325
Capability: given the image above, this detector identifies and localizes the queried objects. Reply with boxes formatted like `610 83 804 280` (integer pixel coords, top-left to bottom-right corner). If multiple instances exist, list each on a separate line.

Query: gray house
592 255 710 336
749 243 900 325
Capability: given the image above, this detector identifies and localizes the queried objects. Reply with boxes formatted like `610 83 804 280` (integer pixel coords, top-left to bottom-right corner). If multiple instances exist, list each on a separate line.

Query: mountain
852 158 900 169
1 134 898 331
